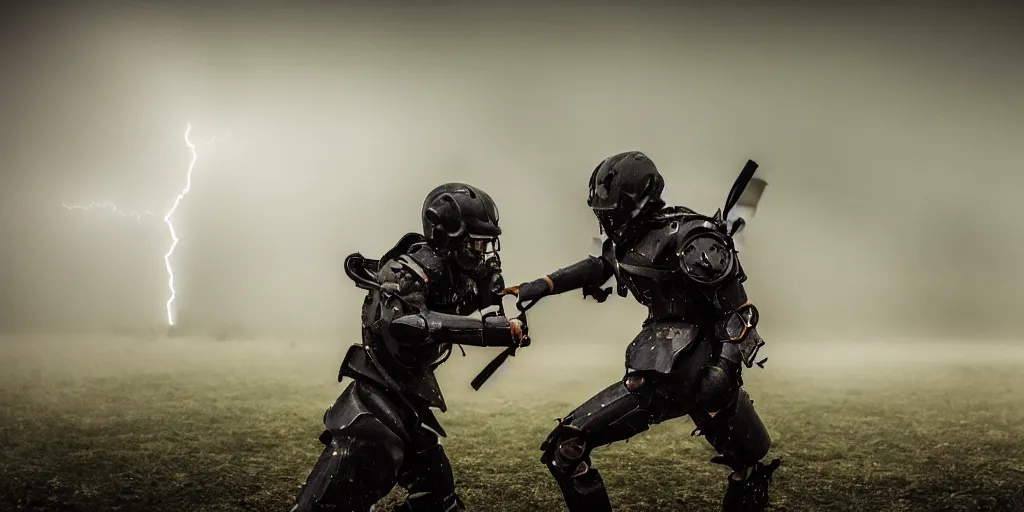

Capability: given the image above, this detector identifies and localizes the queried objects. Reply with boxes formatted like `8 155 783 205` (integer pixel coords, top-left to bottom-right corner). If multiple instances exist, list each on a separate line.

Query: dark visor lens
466 237 498 253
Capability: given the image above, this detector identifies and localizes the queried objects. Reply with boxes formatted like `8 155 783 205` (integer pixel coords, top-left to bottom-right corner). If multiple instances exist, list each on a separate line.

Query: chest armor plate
425 273 481 315
615 223 687 306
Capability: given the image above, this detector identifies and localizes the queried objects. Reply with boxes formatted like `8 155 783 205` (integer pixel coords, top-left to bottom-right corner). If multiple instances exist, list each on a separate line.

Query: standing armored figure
292 183 529 512
514 152 781 512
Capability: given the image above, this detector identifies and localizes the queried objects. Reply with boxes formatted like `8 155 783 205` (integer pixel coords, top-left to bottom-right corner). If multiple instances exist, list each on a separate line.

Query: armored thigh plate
541 381 654 469
321 380 412 447
625 321 702 375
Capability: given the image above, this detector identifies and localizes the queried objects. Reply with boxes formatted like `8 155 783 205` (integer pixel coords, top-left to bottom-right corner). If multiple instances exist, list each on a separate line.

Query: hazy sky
2 2 1023 342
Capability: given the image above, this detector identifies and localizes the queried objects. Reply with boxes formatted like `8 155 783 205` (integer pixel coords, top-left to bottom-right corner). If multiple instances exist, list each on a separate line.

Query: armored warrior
513 152 781 512
292 183 529 512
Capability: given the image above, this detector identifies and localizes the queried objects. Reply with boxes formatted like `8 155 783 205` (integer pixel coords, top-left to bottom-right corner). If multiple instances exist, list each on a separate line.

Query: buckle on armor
716 301 759 343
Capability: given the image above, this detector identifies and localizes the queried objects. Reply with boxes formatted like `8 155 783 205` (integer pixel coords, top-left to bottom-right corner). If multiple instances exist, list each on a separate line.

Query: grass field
1 334 1023 512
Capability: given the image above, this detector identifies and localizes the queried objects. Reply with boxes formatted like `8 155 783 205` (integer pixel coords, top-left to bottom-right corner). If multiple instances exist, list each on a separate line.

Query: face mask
454 235 500 278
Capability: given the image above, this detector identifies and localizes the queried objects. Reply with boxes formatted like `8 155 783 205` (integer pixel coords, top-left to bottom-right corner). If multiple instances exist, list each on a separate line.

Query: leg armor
292 380 410 512
722 457 782 512
393 428 465 512
694 356 743 418
690 384 780 512
540 377 659 512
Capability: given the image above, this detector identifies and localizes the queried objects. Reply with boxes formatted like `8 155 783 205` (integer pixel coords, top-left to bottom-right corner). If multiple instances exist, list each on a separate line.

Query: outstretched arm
516 238 616 306
529 256 614 295
376 255 522 349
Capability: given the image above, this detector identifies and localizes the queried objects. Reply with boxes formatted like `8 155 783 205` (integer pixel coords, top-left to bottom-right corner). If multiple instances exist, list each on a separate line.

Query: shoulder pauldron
405 243 445 283
676 220 736 286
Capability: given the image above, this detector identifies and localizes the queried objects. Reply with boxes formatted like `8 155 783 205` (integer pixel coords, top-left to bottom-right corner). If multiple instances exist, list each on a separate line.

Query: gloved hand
515 277 552 311
509 318 529 346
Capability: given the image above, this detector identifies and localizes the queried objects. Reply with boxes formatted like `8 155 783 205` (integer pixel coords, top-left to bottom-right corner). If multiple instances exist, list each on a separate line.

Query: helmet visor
466 234 500 255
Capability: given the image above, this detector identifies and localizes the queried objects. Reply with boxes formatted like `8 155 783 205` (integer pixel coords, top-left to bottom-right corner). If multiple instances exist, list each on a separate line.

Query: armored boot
546 462 614 512
722 458 782 512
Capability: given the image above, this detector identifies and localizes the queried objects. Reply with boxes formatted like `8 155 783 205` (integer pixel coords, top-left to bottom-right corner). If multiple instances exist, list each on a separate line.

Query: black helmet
587 151 665 241
422 183 502 276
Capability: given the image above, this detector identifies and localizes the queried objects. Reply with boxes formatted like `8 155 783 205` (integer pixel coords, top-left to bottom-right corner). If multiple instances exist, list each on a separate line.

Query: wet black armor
292 183 525 512
517 152 781 512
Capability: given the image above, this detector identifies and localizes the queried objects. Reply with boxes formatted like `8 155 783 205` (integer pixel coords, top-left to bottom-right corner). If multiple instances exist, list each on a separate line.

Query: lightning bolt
62 124 224 328
163 122 198 327
62 202 156 225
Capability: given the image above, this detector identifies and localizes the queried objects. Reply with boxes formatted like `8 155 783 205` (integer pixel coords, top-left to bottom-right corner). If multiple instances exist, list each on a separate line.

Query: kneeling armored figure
292 183 528 512
515 152 781 512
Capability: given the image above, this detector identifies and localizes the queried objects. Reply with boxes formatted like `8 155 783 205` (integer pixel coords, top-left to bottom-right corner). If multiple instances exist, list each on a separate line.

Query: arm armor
710 277 765 369
547 256 615 295
675 230 766 368
376 256 517 348
389 311 518 348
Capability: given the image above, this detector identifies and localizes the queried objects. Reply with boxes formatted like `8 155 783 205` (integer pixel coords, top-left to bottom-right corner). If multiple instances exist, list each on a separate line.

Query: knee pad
399 439 458 499
696 361 740 414
541 425 590 477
